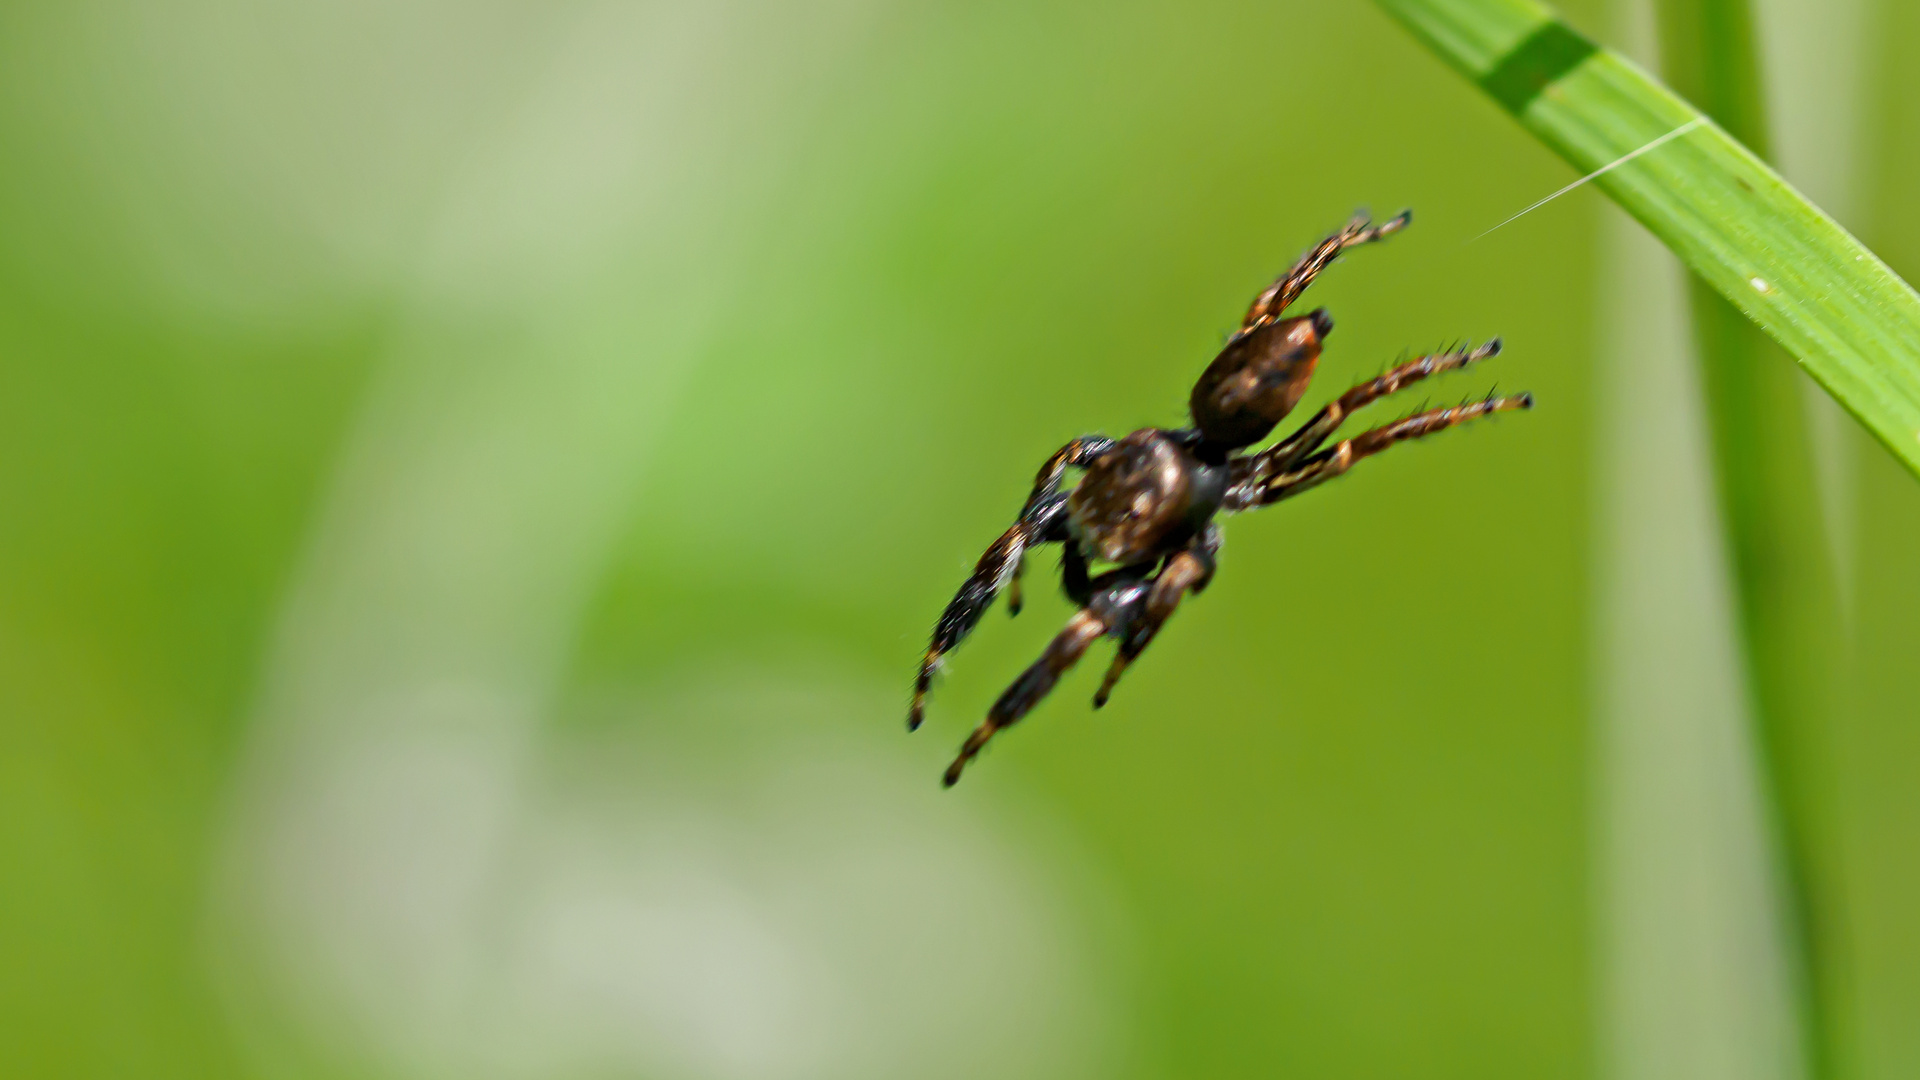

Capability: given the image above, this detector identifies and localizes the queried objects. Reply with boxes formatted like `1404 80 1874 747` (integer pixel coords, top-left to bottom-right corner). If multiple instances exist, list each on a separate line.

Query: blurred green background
0 1 1913 1078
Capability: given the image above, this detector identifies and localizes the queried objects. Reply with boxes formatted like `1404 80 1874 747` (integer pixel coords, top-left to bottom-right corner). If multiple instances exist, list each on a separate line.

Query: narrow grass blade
1653 4 1850 1080
1376 1 1864 1076
1375 0 1920 481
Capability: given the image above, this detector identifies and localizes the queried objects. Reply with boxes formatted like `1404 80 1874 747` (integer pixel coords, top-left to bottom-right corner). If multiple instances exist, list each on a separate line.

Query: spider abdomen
1188 309 1331 449
1067 428 1207 565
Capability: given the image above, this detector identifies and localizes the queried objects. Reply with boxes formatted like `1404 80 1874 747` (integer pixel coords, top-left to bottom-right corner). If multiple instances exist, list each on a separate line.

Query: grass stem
1652 4 1849 1079
1374 1 1860 1075
1375 0 1920 481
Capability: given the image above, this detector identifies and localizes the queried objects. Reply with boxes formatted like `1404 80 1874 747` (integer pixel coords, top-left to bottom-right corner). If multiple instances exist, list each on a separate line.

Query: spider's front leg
1092 525 1220 709
1239 211 1410 333
909 435 1117 731
941 527 1218 786
942 607 1112 787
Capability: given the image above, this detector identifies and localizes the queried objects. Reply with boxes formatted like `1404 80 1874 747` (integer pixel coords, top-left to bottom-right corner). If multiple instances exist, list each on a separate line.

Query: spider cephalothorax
909 212 1532 785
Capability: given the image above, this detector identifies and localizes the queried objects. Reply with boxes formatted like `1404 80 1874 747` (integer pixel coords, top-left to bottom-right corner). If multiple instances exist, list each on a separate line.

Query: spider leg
1239 211 1411 333
1228 339 1503 499
910 435 1117 730
1092 526 1220 709
1006 489 1076 615
943 609 1110 787
1236 393 1534 509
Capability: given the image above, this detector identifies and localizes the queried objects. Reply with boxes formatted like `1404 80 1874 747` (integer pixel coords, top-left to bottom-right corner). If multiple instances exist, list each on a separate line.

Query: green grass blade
1375 0 1920 480
1377 1 1865 1075
1653 3 1850 1079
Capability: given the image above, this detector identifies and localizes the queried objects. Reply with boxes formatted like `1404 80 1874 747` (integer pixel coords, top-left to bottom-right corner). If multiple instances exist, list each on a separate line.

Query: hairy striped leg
943 610 1109 787
1237 393 1535 509
1091 527 1220 709
1238 211 1411 333
1227 339 1504 502
909 435 1116 731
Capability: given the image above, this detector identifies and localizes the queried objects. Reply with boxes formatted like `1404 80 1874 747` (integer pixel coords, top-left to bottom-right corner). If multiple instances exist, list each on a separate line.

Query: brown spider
909 211 1533 786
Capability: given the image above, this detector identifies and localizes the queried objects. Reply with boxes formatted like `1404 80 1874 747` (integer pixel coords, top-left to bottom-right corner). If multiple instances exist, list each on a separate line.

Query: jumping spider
908 212 1534 786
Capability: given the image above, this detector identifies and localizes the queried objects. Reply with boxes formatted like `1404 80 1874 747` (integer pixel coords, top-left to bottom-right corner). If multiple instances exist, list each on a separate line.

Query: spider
908 211 1533 786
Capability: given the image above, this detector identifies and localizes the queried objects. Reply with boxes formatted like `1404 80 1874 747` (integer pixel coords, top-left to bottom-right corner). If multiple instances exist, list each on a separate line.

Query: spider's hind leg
1239 211 1411 332
1243 391 1535 508
1225 339 1504 504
